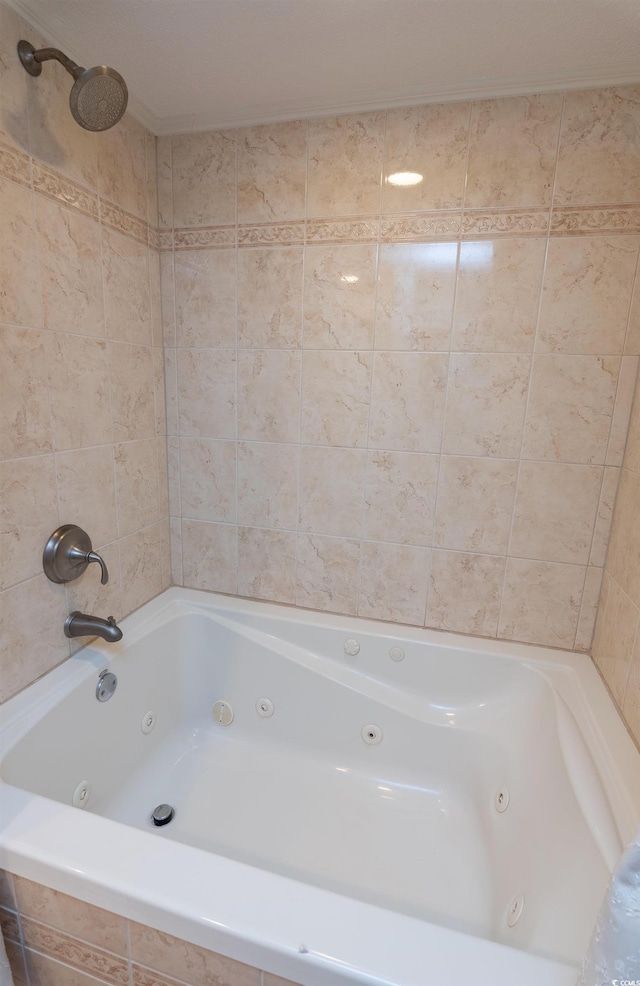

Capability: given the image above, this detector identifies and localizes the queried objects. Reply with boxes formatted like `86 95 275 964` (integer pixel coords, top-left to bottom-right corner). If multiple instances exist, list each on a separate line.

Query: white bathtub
1 588 639 986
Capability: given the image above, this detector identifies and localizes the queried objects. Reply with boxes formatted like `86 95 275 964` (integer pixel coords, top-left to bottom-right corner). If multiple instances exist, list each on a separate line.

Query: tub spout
64 611 123 642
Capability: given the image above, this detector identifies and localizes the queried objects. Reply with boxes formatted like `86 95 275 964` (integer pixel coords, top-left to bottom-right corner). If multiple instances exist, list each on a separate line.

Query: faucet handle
86 550 109 585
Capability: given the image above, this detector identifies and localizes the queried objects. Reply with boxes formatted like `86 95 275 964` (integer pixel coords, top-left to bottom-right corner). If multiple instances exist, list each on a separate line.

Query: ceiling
8 0 640 135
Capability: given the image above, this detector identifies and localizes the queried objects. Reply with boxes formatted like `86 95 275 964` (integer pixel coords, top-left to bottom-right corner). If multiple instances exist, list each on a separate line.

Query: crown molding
6 0 640 138
156 65 640 135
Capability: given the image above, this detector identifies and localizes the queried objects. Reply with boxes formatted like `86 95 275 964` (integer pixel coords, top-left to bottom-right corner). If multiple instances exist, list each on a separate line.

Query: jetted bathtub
1 588 640 986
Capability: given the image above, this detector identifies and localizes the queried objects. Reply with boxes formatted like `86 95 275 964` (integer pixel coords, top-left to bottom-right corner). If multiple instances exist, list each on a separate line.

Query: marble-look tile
0 178 41 327
157 136 173 228
177 349 236 439
0 326 52 458
364 450 438 546
383 102 470 212
6 941 25 986
23 948 113 986
442 354 530 457
237 350 300 443
238 247 303 348
36 197 104 337
130 923 258 986
47 333 112 450
0 872 14 910
607 355 639 465
624 375 640 475
606 467 640 608
375 242 457 351
238 527 296 603
159 516 171 589
537 236 639 354
160 252 177 347
149 250 163 348
97 113 147 219
179 438 236 522
303 244 377 349
114 439 160 537
358 541 430 626
427 550 506 636
167 436 181 517
510 461 602 565
15 876 127 952
175 249 236 348
170 517 183 585
56 446 117 549
590 466 620 567
300 350 371 447
298 446 366 538
592 572 639 704
465 93 563 207
238 120 307 223
296 533 360 615
102 227 151 346
164 347 178 436
171 130 236 227
180 520 237 594
622 626 640 745
157 437 169 519
153 347 167 437
452 238 546 352
26 34 97 190
554 86 640 206
575 566 604 653
307 112 385 218
434 455 518 554
0 575 69 702
0 4 28 150
108 341 155 442
626 273 640 356
118 524 162 614
0 455 58 590
237 442 298 530
146 131 159 226
522 355 619 463
369 352 448 452
498 558 585 648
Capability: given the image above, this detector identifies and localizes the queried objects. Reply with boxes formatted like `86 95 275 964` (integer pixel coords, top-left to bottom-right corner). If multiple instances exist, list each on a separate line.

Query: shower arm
18 42 84 80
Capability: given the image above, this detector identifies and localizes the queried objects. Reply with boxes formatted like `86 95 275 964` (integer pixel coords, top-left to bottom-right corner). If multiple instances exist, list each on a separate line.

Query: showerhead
18 40 128 132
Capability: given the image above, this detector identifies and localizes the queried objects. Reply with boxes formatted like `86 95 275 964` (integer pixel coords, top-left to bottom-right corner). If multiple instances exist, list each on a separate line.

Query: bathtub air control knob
344 638 360 657
151 804 174 827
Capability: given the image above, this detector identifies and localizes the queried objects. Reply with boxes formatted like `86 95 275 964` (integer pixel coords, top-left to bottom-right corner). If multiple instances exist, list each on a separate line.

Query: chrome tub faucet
64 612 123 643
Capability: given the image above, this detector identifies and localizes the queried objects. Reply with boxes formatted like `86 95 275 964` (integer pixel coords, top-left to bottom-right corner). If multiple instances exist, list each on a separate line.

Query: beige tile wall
0 870 300 986
162 87 640 650
592 360 640 746
0 1 170 703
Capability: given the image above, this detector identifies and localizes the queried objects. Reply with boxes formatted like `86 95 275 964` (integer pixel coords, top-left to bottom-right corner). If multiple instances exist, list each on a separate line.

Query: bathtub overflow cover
152 804 174 827
96 669 117 702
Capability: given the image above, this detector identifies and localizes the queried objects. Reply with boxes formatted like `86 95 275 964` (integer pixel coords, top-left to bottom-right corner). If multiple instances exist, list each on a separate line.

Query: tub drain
151 803 174 827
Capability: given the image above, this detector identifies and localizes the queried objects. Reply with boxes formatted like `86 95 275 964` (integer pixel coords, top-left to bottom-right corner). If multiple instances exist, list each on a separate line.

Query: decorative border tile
462 208 549 237
0 140 30 190
307 217 379 243
159 229 174 251
381 212 461 242
21 917 129 986
32 162 98 220
148 226 160 250
100 200 149 245
238 221 304 247
173 225 236 251
551 205 640 236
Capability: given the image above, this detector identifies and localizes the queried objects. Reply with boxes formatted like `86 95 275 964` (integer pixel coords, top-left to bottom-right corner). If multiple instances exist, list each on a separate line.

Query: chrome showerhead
18 40 128 132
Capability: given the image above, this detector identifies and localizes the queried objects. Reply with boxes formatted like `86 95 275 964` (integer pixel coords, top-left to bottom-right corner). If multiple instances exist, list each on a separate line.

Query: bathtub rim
1 586 639 986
